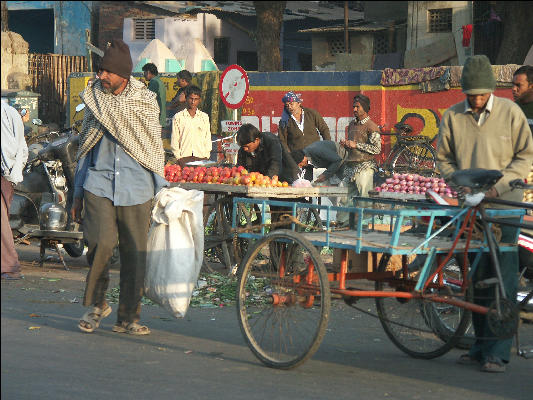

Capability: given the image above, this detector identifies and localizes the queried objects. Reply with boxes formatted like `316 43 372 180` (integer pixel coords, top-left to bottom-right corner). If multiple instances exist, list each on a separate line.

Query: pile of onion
374 173 457 197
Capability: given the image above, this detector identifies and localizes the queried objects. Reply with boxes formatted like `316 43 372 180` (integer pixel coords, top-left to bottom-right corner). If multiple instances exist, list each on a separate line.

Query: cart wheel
296 207 323 232
375 254 471 359
203 202 226 273
232 203 263 265
391 143 436 176
203 199 261 274
237 230 331 369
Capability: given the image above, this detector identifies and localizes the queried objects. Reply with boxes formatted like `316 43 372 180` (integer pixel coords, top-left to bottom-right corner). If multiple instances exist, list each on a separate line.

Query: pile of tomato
164 164 289 187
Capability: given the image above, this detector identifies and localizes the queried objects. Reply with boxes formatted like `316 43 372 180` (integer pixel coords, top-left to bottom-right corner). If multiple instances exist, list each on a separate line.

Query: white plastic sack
144 187 204 318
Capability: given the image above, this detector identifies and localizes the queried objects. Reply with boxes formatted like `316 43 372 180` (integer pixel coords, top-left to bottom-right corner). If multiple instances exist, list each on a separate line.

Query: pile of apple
164 164 289 187
374 173 458 197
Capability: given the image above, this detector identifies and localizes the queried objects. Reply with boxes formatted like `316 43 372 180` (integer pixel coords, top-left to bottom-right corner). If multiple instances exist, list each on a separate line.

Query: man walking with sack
72 39 167 335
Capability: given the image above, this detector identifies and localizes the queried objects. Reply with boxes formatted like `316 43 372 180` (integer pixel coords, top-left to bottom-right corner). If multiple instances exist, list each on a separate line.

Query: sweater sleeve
355 131 381 155
263 137 283 177
436 110 459 180
493 109 533 196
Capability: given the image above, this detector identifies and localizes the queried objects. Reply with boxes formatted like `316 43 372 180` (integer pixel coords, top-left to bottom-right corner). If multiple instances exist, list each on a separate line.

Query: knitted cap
461 55 496 94
100 39 133 79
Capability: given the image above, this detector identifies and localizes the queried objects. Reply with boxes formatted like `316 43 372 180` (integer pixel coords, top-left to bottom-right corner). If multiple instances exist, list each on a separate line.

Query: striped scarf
76 77 165 177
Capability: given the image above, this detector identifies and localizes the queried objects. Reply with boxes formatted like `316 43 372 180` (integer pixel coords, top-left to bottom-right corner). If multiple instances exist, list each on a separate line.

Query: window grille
328 35 348 56
373 31 391 54
428 8 452 33
134 19 155 40
214 37 230 64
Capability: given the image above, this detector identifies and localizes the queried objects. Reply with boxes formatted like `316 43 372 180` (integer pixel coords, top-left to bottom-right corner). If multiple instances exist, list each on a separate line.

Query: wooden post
344 1 349 53
86 29 93 72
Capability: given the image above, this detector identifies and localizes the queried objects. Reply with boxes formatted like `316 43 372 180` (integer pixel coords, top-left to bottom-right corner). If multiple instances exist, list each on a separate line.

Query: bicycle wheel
423 258 474 349
375 253 471 359
391 143 436 176
237 230 331 369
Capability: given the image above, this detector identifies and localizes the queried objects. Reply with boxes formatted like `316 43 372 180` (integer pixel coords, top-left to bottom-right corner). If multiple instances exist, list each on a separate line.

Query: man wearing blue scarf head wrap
278 91 330 181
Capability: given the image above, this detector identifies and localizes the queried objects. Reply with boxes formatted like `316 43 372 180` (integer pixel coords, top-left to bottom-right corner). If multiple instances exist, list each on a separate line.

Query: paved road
1 242 532 400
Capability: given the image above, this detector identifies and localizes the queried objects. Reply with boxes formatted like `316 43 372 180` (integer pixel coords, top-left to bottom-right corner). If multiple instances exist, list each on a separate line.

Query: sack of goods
144 187 204 318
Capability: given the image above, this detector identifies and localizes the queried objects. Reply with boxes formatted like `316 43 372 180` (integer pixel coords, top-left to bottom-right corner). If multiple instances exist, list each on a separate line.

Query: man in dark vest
336 94 381 225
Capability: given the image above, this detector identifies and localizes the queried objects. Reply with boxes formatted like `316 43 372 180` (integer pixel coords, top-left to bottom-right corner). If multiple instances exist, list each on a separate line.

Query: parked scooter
10 104 86 269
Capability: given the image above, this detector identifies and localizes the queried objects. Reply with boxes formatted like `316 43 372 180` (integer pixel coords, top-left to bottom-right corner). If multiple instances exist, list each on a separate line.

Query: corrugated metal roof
140 1 364 21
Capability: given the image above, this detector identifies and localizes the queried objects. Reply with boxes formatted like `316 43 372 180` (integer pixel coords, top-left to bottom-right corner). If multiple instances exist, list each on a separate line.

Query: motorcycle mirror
75 103 85 112
32 118 43 126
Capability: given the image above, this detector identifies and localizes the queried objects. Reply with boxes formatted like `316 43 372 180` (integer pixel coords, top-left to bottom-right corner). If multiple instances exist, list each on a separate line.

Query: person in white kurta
171 85 211 165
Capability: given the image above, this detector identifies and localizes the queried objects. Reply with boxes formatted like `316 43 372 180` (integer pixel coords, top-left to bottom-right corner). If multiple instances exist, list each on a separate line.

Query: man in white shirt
171 85 212 166
1 101 29 280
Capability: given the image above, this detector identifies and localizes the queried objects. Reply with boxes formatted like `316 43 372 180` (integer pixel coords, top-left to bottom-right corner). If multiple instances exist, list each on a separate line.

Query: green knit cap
461 55 496 94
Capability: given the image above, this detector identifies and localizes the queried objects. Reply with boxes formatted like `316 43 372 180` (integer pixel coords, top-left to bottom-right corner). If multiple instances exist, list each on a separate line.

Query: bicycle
378 122 437 177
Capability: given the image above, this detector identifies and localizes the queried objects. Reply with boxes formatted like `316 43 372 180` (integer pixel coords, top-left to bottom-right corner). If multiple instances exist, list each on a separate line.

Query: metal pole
344 1 349 53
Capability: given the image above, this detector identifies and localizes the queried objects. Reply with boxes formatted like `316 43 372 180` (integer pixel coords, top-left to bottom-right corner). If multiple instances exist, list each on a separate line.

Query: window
214 37 230 65
134 19 155 40
298 53 313 71
373 31 394 54
237 51 258 71
327 34 348 56
428 8 452 33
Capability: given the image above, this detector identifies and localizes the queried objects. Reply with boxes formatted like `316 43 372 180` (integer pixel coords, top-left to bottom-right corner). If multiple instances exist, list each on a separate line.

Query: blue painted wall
6 1 92 56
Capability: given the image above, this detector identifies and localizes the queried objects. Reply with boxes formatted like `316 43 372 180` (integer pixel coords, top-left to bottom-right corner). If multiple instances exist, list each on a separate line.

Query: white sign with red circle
219 64 249 109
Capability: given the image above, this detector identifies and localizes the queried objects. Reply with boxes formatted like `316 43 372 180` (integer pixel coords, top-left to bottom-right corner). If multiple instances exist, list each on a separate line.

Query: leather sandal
78 304 112 333
456 353 481 365
480 356 506 373
112 322 151 336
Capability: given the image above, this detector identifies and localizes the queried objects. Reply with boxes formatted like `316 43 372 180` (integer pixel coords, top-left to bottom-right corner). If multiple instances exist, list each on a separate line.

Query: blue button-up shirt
74 130 167 206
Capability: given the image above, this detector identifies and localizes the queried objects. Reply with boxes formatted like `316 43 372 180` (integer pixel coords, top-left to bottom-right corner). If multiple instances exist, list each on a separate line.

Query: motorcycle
10 104 86 269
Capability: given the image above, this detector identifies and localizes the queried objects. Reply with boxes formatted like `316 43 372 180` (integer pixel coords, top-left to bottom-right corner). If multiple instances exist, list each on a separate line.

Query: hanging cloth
462 24 473 47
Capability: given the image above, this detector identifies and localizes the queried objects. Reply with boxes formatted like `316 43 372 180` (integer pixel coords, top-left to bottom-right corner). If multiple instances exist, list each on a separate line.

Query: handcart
230 172 530 369
170 182 348 272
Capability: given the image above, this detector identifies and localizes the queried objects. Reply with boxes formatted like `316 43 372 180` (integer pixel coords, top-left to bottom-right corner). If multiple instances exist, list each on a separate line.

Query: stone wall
1 31 31 91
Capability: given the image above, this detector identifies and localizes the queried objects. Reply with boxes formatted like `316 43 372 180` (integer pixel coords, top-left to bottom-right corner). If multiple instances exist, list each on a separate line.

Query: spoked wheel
237 230 331 369
391 143 436 176
296 207 323 232
232 203 263 265
203 198 260 274
375 253 471 359
423 258 474 349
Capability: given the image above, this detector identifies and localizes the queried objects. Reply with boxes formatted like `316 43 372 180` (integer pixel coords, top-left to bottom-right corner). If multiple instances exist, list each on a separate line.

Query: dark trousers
469 221 520 363
1 176 20 274
82 191 151 324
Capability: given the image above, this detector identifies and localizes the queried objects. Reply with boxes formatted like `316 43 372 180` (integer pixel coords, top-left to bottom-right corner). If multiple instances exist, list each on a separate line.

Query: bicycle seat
394 123 413 134
450 168 503 191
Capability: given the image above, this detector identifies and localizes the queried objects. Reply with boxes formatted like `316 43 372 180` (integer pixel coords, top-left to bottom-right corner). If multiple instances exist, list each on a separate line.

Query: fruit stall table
169 182 349 272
